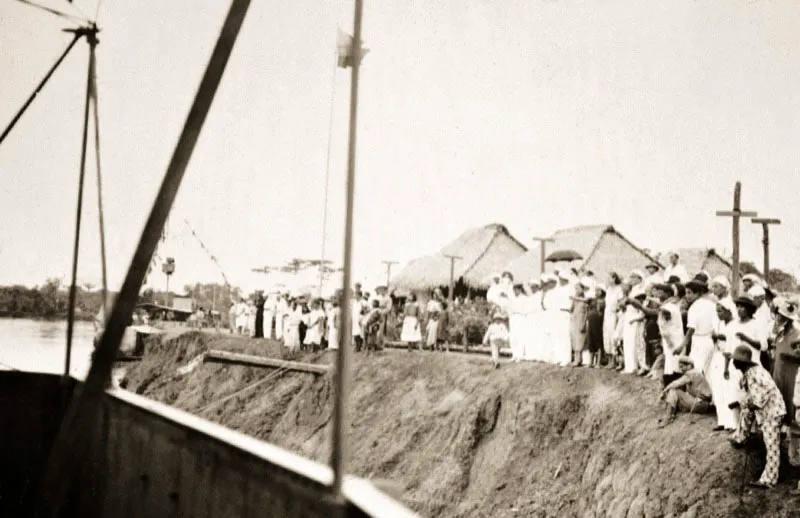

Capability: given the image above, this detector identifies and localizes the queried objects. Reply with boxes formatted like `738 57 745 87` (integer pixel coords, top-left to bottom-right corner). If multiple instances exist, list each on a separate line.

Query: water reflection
0 318 94 379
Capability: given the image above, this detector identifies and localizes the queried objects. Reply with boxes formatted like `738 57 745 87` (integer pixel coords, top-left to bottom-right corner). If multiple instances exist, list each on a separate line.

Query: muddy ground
121 331 799 518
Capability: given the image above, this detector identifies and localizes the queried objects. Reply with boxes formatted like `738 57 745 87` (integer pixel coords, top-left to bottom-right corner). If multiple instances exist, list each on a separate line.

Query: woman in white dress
400 295 422 350
709 297 740 431
622 282 645 374
283 301 301 350
540 275 558 364
509 284 530 363
327 299 340 350
603 272 624 369
550 272 573 366
303 299 325 352
523 279 543 361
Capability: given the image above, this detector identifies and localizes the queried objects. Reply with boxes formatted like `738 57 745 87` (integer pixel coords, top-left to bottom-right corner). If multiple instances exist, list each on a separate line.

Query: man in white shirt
644 264 663 289
487 275 502 306
663 251 689 284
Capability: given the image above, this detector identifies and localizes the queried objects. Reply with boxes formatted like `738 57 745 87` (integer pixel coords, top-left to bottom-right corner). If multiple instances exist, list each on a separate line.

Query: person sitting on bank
728 345 786 489
658 355 713 427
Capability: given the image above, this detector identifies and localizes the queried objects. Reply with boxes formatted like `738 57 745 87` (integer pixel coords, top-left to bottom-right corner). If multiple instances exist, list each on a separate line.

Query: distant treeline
0 279 102 320
0 279 240 320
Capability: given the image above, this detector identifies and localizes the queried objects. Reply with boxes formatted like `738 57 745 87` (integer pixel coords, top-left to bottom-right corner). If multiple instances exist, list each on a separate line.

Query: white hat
716 297 737 316
742 274 762 286
595 282 607 293
748 285 766 297
539 273 549 282
631 285 646 298
558 271 571 281
710 275 731 289
579 277 595 289
630 269 645 280
529 278 541 287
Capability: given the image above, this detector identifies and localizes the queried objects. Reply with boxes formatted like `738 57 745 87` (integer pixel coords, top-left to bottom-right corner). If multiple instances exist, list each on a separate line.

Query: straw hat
731 345 756 365
775 299 799 321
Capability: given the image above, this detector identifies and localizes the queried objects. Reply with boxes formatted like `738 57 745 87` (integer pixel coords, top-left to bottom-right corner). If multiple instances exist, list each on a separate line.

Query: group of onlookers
479 251 800 490
228 283 397 353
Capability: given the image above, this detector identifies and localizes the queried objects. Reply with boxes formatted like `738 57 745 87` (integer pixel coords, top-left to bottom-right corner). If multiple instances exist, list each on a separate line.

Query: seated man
658 356 713 426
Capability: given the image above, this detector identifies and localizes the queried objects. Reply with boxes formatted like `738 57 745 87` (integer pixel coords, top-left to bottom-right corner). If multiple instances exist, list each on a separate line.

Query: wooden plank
752 218 781 225
205 350 329 375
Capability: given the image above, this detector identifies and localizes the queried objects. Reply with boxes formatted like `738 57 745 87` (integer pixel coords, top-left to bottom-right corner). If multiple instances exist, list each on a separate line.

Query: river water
0 317 95 379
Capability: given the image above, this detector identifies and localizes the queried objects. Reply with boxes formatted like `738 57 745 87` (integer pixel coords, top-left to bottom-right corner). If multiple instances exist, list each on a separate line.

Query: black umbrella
545 249 583 263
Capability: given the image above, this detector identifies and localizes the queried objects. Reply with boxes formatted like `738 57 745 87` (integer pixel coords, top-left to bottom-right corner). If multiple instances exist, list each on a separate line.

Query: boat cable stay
3 0 415 515
32 0 254 514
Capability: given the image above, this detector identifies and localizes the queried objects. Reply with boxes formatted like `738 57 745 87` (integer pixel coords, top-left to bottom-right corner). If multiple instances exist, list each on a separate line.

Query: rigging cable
0 32 83 147
12 0 89 24
318 36 340 296
183 218 232 288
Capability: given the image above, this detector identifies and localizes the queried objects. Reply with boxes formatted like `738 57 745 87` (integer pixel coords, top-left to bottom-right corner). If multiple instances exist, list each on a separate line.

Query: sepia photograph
1 0 799 516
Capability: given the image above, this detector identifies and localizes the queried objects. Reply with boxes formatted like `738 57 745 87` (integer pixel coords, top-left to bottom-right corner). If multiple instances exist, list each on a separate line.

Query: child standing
483 312 509 369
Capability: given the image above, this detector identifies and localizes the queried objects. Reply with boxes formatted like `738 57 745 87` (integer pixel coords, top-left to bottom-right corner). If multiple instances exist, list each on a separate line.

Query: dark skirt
585 310 604 353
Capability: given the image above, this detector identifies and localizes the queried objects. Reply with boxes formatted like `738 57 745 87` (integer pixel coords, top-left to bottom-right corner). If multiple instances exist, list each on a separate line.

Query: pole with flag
331 2 367 508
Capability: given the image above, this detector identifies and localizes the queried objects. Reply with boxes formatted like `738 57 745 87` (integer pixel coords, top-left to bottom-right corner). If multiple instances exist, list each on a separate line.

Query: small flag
337 28 369 68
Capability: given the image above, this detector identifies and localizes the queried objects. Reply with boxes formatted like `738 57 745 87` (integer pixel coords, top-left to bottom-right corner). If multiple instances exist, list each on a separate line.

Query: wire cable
13 0 88 24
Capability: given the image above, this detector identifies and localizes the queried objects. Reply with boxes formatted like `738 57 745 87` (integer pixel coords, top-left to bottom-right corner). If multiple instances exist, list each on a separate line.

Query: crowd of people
227 283 397 353
222 251 800 490
479 251 800 490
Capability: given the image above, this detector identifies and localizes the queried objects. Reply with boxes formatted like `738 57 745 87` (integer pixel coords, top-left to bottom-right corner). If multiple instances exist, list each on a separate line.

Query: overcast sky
1 0 799 293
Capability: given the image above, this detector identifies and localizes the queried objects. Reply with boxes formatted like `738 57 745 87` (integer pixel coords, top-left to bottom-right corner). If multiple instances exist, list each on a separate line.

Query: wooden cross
532 236 555 275
751 218 781 280
715 182 757 296
443 254 462 303
382 260 397 290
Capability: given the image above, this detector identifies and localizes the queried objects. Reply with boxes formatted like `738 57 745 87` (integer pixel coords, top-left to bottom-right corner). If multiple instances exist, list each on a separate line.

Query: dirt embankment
122 331 799 518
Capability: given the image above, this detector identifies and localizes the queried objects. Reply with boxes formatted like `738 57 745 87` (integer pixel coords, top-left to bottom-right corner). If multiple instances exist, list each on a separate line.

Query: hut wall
583 231 653 281
463 232 527 286
700 255 732 280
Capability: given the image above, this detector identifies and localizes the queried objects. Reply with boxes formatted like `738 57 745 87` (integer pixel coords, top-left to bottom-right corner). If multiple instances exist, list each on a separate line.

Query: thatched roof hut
663 248 734 280
499 225 660 282
392 223 527 290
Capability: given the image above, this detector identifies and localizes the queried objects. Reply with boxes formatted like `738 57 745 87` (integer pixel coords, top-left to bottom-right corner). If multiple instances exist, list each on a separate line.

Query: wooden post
532 236 555 275
382 260 397 290
443 254 461 303
716 182 757 297
752 218 781 281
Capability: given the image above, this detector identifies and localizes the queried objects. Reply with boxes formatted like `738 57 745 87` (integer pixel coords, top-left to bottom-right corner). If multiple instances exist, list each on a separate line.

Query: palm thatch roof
392 224 528 290
499 224 661 282
668 248 732 277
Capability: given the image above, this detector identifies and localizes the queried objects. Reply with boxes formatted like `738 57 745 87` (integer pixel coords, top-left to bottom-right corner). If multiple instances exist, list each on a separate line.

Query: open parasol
545 249 583 263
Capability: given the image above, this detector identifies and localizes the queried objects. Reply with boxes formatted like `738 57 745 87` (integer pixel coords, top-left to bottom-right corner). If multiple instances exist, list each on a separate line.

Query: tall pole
444 254 461 303
332 0 364 505
382 260 397 290
64 26 98 378
318 47 339 298
0 33 82 147
716 182 757 297
36 2 252 513
532 236 555 275
90 47 109 318
752 218 781 281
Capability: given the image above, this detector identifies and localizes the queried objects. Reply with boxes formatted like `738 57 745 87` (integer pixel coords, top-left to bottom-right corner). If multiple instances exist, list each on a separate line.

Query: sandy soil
122 331 800 518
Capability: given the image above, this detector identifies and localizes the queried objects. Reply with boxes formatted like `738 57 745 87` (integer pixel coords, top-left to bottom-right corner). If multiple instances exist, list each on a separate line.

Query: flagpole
331 0 364 505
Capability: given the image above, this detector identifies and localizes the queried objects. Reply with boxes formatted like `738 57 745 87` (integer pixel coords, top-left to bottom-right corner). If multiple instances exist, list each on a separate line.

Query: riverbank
122 331 799 517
